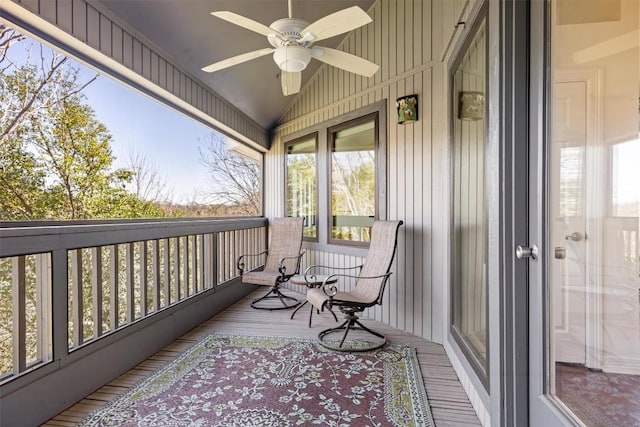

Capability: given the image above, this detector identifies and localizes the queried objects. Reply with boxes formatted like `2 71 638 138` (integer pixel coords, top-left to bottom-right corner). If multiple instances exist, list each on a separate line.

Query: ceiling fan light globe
273 46 311 72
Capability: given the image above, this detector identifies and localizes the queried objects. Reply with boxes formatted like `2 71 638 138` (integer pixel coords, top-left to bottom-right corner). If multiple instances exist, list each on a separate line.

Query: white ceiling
94 0 376 130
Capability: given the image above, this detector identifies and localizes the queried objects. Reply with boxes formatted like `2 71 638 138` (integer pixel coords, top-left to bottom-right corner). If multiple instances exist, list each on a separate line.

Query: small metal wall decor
396 95 418 124
458 91 484 121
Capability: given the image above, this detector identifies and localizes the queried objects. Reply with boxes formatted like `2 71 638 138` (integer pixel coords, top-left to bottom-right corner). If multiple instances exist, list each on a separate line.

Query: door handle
554 246 566 259
516 245 539 260
564 232 583 241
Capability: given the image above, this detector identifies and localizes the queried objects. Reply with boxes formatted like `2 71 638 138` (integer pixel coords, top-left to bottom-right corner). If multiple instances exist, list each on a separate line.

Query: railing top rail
0 216 265 228
0 217 268 257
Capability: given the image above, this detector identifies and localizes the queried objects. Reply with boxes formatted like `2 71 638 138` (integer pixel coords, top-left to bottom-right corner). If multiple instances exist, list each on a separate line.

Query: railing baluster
252 228 257 271
190 236 196 295
229 231 234 281
11 256 26 374
204 234 212 288
213 232 220 286
153 240 161 312
217 232 224 284
70 250 83 348
235 230 241 279
173 238 180 302
91 247 103 338
198 234 205 291
163 239 170 306
214 233 220 284
35 253 50 365
225 232 230 283
231 230 238 280
183 236 190 298
110 245 119 330
140 241 148 317
126 243 135 324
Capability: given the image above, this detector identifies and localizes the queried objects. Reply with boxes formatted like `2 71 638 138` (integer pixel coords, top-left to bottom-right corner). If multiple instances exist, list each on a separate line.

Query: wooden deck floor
43 290 481 426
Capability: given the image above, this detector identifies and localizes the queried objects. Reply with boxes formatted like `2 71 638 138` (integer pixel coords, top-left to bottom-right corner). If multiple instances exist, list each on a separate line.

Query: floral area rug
80 334 434 426
556 363 640 426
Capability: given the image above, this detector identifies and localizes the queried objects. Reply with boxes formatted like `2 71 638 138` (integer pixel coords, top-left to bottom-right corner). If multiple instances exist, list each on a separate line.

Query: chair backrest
351 220 403 304
265 217 304 275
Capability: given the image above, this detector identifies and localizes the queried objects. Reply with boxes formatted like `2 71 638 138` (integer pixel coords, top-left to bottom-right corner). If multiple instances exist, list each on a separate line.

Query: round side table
290 275 339 327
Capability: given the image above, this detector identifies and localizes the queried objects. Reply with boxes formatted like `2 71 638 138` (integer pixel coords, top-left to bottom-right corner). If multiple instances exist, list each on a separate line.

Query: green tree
0 25 163 220
199 133 261 216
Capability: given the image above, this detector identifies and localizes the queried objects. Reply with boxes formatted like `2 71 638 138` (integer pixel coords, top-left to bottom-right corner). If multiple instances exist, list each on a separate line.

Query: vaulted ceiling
94 0 376 130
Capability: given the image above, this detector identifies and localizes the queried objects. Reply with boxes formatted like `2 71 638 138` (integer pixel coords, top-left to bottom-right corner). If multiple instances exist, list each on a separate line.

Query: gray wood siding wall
6 0 268 149
267 0 472 344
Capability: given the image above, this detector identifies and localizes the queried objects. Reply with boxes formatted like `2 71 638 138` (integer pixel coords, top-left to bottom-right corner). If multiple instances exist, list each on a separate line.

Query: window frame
284 132 319 242
448 2 490 390
327 112 380 248
281 101 386 253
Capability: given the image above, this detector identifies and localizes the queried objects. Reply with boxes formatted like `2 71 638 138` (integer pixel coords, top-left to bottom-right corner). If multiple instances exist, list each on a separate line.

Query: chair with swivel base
237 217 304 310
305 220 403 351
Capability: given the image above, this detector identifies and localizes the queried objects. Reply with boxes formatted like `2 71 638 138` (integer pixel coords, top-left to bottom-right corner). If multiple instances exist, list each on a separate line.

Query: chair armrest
237 250 268 275
303 264 364 287
303 264 363 277
278 251 305 276
319 272 392 298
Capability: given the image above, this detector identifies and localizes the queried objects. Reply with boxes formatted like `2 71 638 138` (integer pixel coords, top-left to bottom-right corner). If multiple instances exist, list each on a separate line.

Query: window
610 137 640 217
285 134 318 240
283 104 385 249
329 115 377 245
450 12 489 385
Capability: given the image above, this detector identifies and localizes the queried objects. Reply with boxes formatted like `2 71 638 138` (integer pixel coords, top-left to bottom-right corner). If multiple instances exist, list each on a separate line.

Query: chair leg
338 318 353 348
251 287 300 310
290 300 308 319
353 318 385 339
317 310 386 352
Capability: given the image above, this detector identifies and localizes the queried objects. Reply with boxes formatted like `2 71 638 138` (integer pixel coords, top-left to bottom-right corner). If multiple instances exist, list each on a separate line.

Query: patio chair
305 220 403 351
237 217 305 310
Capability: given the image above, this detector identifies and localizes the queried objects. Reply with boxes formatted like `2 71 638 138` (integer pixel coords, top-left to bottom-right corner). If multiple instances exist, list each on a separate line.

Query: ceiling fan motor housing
267 18 310 46
268 18 313 72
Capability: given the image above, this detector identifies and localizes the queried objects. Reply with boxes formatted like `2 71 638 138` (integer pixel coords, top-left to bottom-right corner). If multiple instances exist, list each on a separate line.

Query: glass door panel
546 1 640 425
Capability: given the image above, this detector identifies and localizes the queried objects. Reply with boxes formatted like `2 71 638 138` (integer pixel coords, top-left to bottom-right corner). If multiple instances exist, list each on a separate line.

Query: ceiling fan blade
201 48 274 73
281 71 301 96
301 6 372 42
211 11 284 38
311 47 379 77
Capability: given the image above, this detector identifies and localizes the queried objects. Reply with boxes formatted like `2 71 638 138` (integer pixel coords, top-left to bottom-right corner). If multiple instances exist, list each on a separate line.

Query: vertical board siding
9 0 268 149
268 0 466 343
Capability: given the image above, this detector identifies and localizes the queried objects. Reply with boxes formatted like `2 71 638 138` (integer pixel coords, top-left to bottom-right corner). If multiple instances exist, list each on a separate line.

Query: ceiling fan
201 0 379 96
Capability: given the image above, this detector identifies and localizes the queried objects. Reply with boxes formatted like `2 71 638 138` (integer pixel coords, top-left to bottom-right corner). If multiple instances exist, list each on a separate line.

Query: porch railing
0 218 267 382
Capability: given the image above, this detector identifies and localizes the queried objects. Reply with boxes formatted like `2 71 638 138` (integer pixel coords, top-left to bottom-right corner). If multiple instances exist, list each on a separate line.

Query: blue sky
81 70 215 204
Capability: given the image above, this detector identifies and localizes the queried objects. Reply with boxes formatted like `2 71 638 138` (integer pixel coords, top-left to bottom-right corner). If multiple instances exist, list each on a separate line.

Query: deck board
42 290 481 426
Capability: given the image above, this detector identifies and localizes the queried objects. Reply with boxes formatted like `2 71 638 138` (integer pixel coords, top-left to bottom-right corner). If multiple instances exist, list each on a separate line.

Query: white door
551 77 640 374
550 80 588 365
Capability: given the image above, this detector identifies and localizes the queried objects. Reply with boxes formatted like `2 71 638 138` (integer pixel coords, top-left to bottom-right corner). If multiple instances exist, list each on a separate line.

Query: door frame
487 0 530 425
